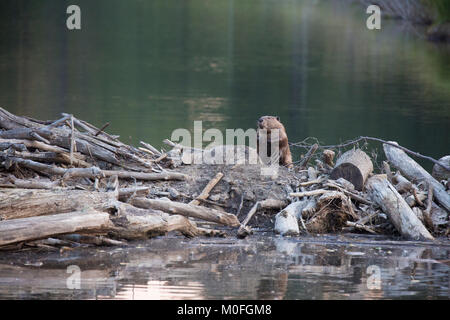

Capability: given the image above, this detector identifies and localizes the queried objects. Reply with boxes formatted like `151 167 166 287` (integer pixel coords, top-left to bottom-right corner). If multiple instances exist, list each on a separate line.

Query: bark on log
366 175 434 240
130 198 240 227
384 142 450 212
0 211 113 247
330 149 373 191
0 188 118 220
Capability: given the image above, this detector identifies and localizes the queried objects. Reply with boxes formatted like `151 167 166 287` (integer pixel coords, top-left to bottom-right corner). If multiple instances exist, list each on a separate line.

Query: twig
70 115 75 166
189 172 224 206
95 122 110 136
298 143 318 169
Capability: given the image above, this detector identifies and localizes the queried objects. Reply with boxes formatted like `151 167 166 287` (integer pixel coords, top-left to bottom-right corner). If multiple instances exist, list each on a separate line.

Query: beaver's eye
276 116 280 121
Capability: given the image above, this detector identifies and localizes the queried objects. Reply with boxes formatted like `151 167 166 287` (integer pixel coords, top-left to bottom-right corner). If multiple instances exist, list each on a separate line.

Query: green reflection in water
0 0 449 170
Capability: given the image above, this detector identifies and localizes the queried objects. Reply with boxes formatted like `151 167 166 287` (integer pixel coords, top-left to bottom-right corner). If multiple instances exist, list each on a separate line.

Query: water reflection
0 235 448 299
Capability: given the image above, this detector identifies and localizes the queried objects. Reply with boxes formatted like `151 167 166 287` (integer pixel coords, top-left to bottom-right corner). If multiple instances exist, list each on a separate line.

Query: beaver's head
257 116 283 131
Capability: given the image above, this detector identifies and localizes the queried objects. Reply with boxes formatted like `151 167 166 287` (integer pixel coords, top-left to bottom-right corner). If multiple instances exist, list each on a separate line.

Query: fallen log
112 202 200 239
0 188 118 220
330 149 373 191
130 197 240 227
0 210 113 247
432 155 450 181
366 175 434 240
1 156 187 181
384 142 450 212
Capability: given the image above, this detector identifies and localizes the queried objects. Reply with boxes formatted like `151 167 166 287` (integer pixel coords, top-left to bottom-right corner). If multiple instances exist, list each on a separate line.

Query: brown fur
257 116 293 168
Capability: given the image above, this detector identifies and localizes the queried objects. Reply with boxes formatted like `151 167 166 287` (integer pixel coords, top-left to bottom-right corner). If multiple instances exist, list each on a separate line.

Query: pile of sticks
0 108 239 251
0 107 448 251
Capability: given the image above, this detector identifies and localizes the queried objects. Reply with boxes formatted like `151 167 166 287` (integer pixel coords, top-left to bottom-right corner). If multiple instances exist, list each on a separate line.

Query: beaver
257 116 293 168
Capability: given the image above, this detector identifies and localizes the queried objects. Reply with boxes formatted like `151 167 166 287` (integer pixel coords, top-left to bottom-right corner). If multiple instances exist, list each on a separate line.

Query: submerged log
384 142 450 212
366 175 434 240
0 210 113 247
330 149 373 191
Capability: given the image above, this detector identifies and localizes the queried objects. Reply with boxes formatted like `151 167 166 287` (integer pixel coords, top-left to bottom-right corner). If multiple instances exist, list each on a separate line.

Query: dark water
0 235 449 300
0 0 449 168
0 0 449 300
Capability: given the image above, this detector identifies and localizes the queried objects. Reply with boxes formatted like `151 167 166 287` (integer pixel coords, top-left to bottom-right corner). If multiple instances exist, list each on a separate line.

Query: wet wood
330 149 373 191
366 175 433 240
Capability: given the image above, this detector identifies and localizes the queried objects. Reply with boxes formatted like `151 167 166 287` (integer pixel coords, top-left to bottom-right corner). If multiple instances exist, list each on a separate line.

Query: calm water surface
0 0 449 299
0 235 449 299
0 0 449 167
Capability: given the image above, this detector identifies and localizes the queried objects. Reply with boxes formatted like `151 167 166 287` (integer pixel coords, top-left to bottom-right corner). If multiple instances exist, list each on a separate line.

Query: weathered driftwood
1 176 60 189
330 149 373 191
366 175 434 240
0 188 118 220
112 202 200 239
384 142 450 212
290 189 329 198
0 107 155 171
274 202 306 236
237 199 287 238
189 172 224 206
298 143 318 169
0 210 113 247
130 197 241 227
432 155 450 181
2 156 187 181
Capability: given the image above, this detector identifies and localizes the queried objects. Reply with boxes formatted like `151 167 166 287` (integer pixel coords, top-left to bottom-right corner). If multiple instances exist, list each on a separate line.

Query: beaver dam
0 107 449 252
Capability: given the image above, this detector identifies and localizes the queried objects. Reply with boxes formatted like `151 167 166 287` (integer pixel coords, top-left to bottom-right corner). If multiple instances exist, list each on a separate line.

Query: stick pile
0 108 448 251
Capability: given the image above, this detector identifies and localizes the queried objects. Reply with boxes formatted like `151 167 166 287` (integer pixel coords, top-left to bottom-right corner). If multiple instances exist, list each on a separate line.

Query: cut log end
330 149 373 191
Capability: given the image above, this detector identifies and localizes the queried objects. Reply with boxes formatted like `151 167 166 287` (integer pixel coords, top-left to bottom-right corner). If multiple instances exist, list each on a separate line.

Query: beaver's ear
276 116 280 121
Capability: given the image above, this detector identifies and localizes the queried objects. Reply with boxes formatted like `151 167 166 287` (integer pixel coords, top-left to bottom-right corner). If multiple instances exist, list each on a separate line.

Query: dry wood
290 189 329 198
2 156 187 181
345 221 377 234
432 155 450 181
424 184 434 229
384 142 450 211
299 143 318 169
6 176 60 189
0 188 118 220
189 172 224 206
140 141 162 156
131 197 240 227
237 199 286 238
392 172 414 193
330 149 373 191
382 161 393 182
366 175 434 240
0 210 113 247
113 202 200 238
